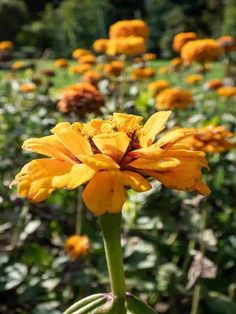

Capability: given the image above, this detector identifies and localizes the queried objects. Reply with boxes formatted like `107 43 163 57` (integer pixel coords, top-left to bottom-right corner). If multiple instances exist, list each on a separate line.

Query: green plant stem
99 213 126 312
191 284 201 314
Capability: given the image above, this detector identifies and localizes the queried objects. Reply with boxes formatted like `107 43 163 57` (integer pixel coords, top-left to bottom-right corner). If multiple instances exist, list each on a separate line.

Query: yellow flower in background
106 37 146 56
170 57 183 70
93 39 109 53
69 64 92 74
148 80 170 94
19 83 37 93
109 20 149 40
82 70 101 86
217 86 236 98
79 54 96 65
183 125 235 153
181 39 221 64
143 53 157 61
206 79 223 90
11 111 210 215
131 67 155 80
103 60 124 77
72 48 91 60
217 35 236 52
156 88 194 110
57 83 105 116
173 32 198 52
11 61 26 71
185 74 203 85
65 235 90 260
54 58 68 68
0 40 14 51
159 66 169 74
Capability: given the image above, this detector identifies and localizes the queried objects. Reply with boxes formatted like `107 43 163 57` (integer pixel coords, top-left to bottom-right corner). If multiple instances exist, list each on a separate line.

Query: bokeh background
0 1 236 314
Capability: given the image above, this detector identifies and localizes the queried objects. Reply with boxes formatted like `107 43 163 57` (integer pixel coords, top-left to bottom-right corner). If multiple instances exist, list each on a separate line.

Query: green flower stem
99 213 126 301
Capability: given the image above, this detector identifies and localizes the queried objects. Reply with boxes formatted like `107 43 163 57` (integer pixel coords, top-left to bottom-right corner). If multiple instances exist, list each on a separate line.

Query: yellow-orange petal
112 113 143 133
129 157 181 171
92 132 130 163
51 123 92 157
156 128 192 148
52 164 96 189
22 135 74 164
139 111 172 147
82 171 127 215
144 161 210 195
118 171 152 192
128 144 163 160
78 154 120 170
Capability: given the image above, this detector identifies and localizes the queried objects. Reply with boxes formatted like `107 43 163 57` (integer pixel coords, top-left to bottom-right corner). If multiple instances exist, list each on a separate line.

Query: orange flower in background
217 36 236 52
143 53 157 61
170 57 183 70
148 80 170 94
55 58 68 68
93 39 109 53
69 64 92 74
72 48 91 60
79 54 96 65
131 67 155 80
0 41 14 51
156 88 194 110
106 37 146 56
173 32 198 52
109 20 149 40
181 39 221 64
82 70 101 85
103 60 124 77
11 61 26 71
19 83 36 93
185 74 203 85
11 111 210 215
65 235 90 260
159 66 169 74
184 125 235 153
217 86 236 98
57 83 105 116
206 79 223 90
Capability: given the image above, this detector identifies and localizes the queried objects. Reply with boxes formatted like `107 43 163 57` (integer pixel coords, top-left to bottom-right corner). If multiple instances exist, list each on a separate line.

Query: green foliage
222 0 236 37
0 0 27 40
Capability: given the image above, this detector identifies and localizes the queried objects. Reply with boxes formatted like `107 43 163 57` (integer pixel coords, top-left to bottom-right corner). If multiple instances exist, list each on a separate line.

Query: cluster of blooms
173 32 197 52
64 235 90 260
11 112 210 215
156 88 194 110
0 40 14 51
109 20 149 40
185 125 235 153
181 39 221 64
106 36 146 56
57 83 105 116
131 67 155 80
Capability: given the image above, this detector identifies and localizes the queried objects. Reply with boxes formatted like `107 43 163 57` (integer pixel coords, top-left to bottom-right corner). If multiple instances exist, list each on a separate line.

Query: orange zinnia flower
82 70 101 85
156 88 194 110
183 125 235 153
173 32 198 52
19 83 36 93
79 54 96 65
217 86 236 98
103 61 124 77
143 53 157 61
131 67 155 80
11 112 210 215
72 49 91 60
181 39 221 64
65 235 90 260
185 74 203 85
93 39 109 53
106 37 146 56
148 80 170 94
217 36 236 52
0 40 14 51
109 20 149 40
69 64 92 75
206 79 223 90
55 59 68 68
170 57 183 70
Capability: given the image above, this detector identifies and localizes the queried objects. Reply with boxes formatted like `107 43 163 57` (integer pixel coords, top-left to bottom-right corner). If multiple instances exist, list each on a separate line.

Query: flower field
0 19 236 314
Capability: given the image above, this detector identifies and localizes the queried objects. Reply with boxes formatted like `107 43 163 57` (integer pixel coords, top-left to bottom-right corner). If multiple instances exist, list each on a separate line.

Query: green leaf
126 294 157 314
